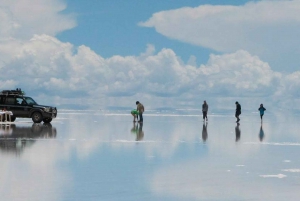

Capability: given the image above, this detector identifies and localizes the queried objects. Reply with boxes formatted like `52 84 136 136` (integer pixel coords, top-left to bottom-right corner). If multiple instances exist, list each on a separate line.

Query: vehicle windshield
24 97 37 105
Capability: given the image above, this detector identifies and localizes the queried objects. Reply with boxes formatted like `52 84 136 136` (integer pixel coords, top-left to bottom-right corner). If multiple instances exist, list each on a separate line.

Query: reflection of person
136 123 144 141
259 125 264 141
235 123 241 142
131 109 139 122
131 122 138 134
202 100 208 122
258 104 266 122
235 101 241 123
131 122 144 141
136 101 144 123
202 122 208 142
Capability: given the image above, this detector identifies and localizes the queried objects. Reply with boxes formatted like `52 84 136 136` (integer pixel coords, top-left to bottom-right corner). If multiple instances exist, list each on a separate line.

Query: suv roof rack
1 88 25 96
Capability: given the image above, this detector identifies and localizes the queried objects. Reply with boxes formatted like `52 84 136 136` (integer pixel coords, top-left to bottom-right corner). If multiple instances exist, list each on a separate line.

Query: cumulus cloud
0 0 76 40
0 0 299 110
0 33 286 109
139 0 300 72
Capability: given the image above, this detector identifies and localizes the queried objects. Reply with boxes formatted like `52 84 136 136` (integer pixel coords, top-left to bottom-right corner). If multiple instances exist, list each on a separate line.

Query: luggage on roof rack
1 88 25 95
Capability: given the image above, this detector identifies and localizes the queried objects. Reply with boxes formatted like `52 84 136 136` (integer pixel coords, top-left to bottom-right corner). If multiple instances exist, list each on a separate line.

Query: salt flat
0 109 300 201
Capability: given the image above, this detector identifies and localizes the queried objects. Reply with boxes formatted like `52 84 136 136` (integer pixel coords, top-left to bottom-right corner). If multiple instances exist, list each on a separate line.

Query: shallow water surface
0 110 300 201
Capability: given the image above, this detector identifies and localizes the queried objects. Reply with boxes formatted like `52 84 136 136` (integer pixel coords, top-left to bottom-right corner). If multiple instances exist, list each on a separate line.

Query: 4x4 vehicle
0 89 57 123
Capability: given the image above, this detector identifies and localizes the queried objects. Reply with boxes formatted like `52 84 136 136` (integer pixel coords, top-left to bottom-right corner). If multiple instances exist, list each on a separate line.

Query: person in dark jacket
258 104 266 122
235 101 241 123
202 100 208 122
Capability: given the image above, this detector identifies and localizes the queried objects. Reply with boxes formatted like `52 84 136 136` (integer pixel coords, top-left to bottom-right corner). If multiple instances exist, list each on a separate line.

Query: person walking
202 100 208 121
258 104 266 122
235 101 241 123
136 101 144 123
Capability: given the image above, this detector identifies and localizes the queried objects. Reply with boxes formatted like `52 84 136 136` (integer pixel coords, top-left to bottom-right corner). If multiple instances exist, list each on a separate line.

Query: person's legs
131 113 136 122
139 113 143 122
204 111 208 121
235 113 240 122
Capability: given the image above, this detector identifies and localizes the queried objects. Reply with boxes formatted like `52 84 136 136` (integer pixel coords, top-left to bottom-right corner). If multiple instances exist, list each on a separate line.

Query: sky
0 0 300 110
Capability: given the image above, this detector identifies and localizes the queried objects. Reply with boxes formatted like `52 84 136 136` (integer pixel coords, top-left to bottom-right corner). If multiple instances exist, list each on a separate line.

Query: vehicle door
14 97 31 117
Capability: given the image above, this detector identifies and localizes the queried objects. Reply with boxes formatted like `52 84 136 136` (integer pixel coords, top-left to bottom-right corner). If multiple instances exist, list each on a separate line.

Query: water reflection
0 123 57 154
202 122 208 142
235 123 241 142
259 125 265 141
131 122 144 141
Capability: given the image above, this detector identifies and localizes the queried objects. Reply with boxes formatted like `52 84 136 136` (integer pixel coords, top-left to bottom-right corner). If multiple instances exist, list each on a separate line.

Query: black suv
0 89 57 123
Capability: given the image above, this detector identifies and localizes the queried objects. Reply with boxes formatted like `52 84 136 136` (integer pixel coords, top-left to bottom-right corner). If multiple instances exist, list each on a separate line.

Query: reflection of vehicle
0 89 57 123
0 123 57 154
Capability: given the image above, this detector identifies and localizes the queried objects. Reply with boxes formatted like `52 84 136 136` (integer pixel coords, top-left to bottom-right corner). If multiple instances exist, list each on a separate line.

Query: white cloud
0 0 299 110
140 0 300 72
0 0 76 40
0 32 293 109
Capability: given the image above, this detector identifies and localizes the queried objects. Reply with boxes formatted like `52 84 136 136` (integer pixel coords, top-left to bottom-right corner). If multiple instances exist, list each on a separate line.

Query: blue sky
58 0 252 65
0 0 299 110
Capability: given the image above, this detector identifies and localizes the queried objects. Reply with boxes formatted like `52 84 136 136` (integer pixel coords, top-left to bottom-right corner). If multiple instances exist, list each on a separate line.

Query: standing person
202 100 208 122
235 101 241 123
258 104 266 122
136 101 144 123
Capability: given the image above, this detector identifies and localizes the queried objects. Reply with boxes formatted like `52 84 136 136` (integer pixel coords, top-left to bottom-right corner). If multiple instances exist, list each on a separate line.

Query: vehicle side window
5 97 15 104
15 97 25 105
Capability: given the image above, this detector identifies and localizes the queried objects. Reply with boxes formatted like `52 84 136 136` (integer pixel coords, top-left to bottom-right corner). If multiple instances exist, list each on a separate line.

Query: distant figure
235 101 241 123
131 109 139 122
202 122 208 142
202 100 208 121
259 125 264 142
235 123 241 142
136 101 144 123
258 104 266 122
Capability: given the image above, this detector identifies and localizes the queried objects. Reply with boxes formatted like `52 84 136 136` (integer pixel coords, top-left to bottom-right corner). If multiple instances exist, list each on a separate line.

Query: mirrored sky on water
1 110 300 201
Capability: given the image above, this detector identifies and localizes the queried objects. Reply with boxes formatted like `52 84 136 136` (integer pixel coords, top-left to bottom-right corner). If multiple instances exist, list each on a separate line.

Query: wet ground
1 109 300 201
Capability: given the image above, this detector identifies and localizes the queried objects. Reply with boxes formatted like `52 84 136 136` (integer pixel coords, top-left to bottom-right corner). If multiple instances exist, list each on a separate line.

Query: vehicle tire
10 116 16 122
43 118 52 123
32 112 43 123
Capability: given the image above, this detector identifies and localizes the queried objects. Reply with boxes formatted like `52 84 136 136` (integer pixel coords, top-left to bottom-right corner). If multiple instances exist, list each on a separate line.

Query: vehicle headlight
44 107 50 112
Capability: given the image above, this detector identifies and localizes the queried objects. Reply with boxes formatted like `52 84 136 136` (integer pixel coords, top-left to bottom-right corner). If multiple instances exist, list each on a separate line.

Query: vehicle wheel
10 116 16 122
43 118 52 123
32 112 42 123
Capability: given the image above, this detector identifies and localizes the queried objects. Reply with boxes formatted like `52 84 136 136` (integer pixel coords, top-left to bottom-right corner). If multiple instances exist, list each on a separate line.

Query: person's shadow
235 123 241 142
259 125 265 142
202 122 208 142
131 122 144 141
